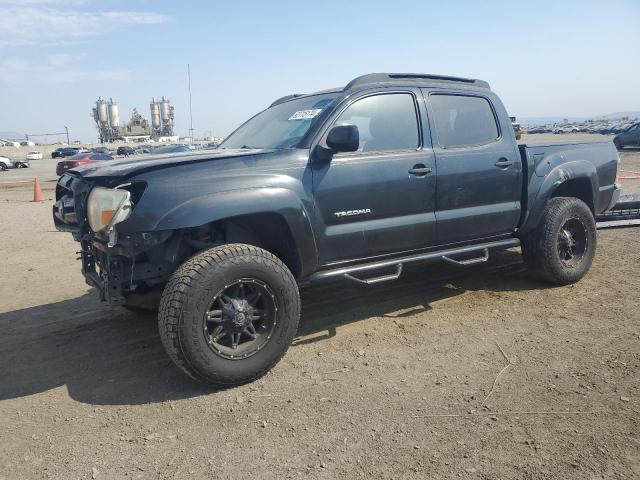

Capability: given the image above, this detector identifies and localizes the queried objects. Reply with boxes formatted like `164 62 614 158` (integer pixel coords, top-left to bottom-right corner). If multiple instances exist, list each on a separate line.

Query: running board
309 239 520 285
442 248 489 266
597 218 640 229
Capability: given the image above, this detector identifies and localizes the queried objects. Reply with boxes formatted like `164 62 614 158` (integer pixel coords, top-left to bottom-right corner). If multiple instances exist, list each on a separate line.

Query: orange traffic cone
33 178 44 202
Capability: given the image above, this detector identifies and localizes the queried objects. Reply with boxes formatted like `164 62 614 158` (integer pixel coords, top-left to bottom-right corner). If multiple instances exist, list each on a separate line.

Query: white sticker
288 109 322 121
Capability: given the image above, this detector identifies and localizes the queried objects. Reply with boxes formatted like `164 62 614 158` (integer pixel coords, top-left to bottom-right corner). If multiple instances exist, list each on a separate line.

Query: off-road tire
522 197 596 285
158 243 300 386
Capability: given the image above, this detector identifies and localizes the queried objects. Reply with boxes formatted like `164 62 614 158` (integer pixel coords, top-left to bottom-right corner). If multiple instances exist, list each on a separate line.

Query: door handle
408 165 432 176
494 158 513 168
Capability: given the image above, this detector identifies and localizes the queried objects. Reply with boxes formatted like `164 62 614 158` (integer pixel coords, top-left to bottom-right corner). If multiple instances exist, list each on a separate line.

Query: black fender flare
520 159 598 234
153 187 318 278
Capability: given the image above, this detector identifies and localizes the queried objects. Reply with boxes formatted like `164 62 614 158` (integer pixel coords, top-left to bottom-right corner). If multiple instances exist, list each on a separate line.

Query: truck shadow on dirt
0 250 549 406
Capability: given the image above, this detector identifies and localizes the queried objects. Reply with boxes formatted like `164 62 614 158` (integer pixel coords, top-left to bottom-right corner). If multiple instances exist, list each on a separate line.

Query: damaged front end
53 173 188 305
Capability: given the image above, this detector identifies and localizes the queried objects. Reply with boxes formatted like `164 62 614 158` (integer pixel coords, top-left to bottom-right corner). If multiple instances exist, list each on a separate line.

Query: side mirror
326 124 359 153
314 125 359 163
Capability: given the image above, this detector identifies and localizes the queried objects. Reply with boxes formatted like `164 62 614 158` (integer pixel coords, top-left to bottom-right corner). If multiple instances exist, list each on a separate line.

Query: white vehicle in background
26 151 43 160
0 156 14 171
0 155 30 170
553 125 580 134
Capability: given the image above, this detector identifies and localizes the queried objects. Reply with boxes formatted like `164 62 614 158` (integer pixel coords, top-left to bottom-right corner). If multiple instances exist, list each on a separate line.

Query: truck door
423 90 522 245
311 90 437 265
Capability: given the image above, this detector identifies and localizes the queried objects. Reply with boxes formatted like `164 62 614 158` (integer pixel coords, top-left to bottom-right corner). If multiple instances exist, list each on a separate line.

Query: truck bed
517 140 620 231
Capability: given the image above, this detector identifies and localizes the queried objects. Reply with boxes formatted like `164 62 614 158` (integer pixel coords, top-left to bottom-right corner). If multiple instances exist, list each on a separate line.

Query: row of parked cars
526 121 639 136
524 121 640 150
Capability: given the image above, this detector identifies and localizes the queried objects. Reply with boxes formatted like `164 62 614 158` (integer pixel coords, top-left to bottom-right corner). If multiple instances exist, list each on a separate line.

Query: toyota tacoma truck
53 73 621 386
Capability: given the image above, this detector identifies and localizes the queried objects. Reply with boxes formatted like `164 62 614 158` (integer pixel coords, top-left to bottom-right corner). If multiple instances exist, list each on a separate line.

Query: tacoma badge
334 208 372 218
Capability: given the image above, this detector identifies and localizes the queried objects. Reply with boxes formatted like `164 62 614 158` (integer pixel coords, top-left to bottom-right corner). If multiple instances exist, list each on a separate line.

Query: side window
430 94 499 148
333 93 419 153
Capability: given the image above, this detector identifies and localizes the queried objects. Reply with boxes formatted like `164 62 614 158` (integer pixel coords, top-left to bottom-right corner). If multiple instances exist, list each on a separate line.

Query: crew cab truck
53 73 621 386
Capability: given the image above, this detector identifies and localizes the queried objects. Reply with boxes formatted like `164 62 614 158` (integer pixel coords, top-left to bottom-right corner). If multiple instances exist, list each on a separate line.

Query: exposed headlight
86 187 132 233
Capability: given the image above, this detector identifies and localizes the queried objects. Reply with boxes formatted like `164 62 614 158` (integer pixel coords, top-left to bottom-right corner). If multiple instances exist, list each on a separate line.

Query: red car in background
56 153 114 176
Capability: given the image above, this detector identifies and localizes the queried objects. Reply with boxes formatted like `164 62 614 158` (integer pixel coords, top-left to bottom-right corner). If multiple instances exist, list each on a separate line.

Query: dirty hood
76 148 275 178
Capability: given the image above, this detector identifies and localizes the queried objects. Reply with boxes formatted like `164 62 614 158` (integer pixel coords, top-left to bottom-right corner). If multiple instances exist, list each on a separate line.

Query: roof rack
269 94 305 108
344 73 490 90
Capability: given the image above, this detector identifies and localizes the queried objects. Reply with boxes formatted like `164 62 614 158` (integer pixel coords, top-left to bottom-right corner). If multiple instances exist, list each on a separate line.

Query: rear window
430 94 499 148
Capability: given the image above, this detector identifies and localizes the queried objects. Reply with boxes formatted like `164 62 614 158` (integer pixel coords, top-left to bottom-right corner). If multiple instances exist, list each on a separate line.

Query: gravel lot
0 135 638 479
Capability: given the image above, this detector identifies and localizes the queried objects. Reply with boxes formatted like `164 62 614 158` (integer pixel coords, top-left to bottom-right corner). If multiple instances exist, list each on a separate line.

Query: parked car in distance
526 126 548 134
553 126 579 134
52 147 81 158
56 153 114 176
54 72 621 387
0 155 13 170
512 122 523 140
91 147 112 155
0 156 28 169
116 146 136 156
26 151 43 160
13 159 30 168
134 146 153 154
152 144 191 154
613 123 640 150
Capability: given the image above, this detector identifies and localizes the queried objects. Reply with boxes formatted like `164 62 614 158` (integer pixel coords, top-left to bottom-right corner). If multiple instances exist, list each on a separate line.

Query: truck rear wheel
522 197 596 285
158 244 300 386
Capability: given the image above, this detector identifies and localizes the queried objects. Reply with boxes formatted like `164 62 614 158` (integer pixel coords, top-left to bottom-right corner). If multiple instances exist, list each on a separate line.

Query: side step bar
308 238 520 285
442 248 489 266
596 194 640 229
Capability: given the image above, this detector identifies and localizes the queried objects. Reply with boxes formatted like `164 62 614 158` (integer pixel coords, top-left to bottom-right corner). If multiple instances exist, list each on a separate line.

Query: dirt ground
1 142 639 480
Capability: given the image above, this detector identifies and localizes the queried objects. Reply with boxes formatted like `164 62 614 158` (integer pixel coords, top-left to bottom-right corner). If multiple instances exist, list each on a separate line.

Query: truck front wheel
522 197 596 285
158 244 300 386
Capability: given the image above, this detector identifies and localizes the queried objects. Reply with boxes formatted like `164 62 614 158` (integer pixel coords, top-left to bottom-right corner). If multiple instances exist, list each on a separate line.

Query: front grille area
53 173 91 233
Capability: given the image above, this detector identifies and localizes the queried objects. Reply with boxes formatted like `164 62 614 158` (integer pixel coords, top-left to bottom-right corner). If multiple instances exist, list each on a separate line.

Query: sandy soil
0 146 639 480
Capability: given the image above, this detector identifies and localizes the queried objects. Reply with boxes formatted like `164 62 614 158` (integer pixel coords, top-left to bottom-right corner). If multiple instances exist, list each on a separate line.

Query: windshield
220 93 337 149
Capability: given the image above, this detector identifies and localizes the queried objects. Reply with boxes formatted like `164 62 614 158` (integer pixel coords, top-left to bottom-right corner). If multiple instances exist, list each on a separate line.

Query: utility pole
64 126 70 144
187 64 194 143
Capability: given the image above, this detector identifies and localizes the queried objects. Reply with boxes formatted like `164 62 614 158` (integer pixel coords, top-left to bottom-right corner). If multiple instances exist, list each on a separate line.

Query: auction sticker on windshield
288 109 322 121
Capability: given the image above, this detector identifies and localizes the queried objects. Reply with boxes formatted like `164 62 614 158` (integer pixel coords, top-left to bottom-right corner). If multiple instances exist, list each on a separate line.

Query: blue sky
0 0 639 142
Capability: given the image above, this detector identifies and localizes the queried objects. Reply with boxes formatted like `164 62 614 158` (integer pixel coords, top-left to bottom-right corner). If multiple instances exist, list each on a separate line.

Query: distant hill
518 116 585 125
597 111 640 120
0 131 25 140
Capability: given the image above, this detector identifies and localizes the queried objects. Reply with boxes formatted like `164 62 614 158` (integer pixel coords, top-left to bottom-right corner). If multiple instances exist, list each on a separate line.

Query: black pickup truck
54 73 620 386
